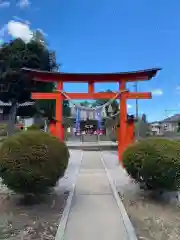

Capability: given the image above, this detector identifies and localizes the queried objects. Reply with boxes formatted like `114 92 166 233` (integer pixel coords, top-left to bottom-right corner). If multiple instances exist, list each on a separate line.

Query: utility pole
134 82 139 139
134 82 138 119
164 109 178 118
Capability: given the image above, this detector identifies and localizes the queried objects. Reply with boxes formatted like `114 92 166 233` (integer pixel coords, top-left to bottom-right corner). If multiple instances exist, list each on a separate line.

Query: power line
164 109 178 118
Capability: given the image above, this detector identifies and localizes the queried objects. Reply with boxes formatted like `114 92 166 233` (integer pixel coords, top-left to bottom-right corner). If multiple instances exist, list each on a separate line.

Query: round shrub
122 138 180 191
0 130 69 195
27 124 41 131
0 124 7 137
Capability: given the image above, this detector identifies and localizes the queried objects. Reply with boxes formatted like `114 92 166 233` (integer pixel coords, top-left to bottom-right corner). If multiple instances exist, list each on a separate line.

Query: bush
0 124 7 130
0 124 22 137
122 138 180 191
27 124 41 131
0 131 69 195
0 124 7 137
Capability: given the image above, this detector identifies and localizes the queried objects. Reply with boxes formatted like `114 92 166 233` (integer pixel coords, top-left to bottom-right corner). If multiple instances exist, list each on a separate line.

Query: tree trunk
7 101 18 136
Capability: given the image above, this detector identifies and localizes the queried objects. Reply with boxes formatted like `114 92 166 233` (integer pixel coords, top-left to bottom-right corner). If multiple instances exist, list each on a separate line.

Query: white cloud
0 20 46 44
17 0 30 8
13 16 30 25
151 89 163 96
0 24 7 37
37 28 47 37
7 20 33 42
0 1 10 8
127 104 132 109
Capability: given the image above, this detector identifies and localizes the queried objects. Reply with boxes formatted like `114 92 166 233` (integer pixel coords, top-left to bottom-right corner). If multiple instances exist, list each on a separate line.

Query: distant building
69 105 107 120
150 114 180 135
0 100 35 122
0 101 45 127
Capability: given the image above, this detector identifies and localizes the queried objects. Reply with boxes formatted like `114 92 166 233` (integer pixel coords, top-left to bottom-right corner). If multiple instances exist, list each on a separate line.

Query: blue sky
0 0 180 122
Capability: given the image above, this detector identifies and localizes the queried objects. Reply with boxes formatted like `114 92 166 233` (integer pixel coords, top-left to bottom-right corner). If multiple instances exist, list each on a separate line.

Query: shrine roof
21 67 161 83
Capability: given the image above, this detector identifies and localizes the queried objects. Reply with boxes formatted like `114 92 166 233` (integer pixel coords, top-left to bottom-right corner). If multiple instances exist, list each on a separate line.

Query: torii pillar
55 81 64 140
118 80 128 161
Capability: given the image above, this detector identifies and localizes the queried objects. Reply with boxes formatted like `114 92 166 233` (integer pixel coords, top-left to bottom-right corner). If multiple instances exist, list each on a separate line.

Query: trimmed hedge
27 124 41 131
0 124 7 137
0 130 69 195
122 138 180 191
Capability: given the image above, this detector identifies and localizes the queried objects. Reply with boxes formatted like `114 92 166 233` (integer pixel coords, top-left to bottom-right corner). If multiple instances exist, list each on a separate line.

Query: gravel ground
101 151 180 240
0 180 68 240
119 185 180 240
0 150 81 240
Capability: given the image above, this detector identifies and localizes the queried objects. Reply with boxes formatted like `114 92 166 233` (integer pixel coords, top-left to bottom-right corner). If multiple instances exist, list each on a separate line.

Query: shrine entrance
81 119 98 134
22 67 161 161
80 119 99 142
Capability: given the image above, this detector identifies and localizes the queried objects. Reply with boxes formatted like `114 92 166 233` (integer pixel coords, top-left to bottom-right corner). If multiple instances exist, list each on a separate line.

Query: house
150 121 163 135
0 101 45 128
150 114 180 135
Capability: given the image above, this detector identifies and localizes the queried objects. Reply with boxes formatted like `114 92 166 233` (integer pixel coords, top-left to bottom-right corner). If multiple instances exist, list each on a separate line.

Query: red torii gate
22 67 161 161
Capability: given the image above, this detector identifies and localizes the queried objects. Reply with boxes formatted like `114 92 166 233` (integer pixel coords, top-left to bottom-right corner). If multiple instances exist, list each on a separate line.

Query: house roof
150 114 180 124
0 101 35 107
162 114 180 123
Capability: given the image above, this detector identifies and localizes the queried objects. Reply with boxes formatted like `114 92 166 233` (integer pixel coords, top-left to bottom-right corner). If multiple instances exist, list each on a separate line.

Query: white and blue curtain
96 109 101 132
75 107 80 132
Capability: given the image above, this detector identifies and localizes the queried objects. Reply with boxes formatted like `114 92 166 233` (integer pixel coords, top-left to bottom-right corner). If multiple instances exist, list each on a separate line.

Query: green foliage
27 124 41 131
135 119 150 138
0 124 7 137
0 38 57 135
63 100 71 117
92 89 119 116
80 101 90 107
123 138 180 191
0 124 7 130
36 99 71 119
177 121 180 132
0 131 69 194
0 38 56 103
0 124 21 136
0 38 70 135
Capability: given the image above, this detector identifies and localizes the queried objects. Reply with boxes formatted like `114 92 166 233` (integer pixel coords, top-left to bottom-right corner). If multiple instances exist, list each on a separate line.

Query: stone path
66 141 117 148
56 150 136 240
56 150 83 193
101 151 136 193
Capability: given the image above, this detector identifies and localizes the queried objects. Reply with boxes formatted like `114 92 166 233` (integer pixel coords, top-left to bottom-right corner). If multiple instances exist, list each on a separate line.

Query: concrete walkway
57 151 135 240
56 150 83 193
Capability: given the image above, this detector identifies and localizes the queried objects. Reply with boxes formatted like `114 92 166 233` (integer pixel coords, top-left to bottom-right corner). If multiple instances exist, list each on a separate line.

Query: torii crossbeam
22 67 161 162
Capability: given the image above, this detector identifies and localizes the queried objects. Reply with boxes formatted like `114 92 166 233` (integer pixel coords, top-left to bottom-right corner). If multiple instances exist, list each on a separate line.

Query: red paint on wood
118 81 127 162
32 92 152 100
56 82 64 141
22 67 161 83
25 67 161 164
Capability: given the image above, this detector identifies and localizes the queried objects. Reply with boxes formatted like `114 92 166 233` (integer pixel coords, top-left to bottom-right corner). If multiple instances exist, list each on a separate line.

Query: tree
32 30 60 71
63 100 71 117
32 29 46 46
80 100 90 107
135 115 150 139
177 121 180 132
32 31 69 119
0 38 58 135
92 89 119 116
